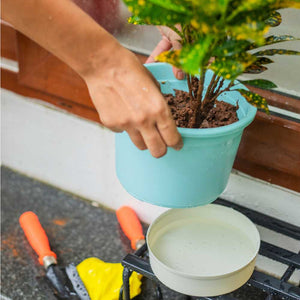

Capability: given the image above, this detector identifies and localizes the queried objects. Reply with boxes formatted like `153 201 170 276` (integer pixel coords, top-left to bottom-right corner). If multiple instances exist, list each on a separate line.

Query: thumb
171 40 184 80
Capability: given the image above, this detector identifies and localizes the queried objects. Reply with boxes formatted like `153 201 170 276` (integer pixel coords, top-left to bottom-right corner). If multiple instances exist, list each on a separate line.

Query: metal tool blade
65 263 90 300
46 265 80 299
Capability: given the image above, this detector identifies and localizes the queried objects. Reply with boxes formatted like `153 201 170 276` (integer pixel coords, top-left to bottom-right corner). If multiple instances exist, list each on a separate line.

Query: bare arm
2 0 182 157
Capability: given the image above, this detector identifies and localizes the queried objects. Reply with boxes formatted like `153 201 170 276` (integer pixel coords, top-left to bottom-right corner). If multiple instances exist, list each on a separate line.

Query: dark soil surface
164 77 239 128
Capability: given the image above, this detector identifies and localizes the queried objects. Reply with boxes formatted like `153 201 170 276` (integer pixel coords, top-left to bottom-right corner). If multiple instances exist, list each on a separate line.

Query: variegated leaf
241 79 277 89
147 0 190 14
210 53 256 80
124 0 191 25
228 0 276 21
178 35 213 74
244 64 268 74
254 49 300 56
190 0 230 15
255 57 274 64
128 16 146 25
189 20 220 34
212 39 251 57
238 90 270 113
270 0 300 10
265 35 298 44
156 50 182 68
248 35 298 50
265 11 282 27
227 21 269 45
243 57 273 74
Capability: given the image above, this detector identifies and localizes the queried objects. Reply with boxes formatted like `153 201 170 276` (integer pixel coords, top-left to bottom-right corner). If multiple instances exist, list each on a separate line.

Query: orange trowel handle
19 211 57 265
116 206 145 250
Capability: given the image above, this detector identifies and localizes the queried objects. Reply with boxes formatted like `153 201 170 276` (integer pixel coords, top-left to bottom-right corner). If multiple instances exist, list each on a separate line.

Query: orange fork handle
19 211 57 265
116 206 145 250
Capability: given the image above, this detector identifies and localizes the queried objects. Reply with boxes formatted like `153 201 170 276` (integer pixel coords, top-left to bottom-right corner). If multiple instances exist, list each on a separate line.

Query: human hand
85 44 183 158
146 26 184 80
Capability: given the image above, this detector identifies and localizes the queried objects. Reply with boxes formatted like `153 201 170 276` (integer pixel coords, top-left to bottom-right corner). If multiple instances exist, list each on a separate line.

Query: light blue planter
115 63 257 208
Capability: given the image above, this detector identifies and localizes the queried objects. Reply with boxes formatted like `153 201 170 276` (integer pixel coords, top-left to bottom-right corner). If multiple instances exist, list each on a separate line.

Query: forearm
2 0 121 79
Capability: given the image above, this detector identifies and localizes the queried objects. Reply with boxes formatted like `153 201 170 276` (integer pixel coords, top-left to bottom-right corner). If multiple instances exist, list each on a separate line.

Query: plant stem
187 74 193 100
202 73 217 107
188 68 204 127
213 78 225 98
209 75 220 99
196 69 205 104
211 81 234 103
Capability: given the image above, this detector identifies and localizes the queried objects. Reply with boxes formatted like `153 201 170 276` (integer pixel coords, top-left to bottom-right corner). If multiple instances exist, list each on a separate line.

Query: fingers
173 66 185 80
156 111 183 151
137 106 183 158
139 125 167 158
127 129 147 150
145 36 172 64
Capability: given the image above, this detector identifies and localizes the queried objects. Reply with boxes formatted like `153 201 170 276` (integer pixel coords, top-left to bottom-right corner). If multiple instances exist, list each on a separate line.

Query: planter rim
147 204 261 279
145 62 257 138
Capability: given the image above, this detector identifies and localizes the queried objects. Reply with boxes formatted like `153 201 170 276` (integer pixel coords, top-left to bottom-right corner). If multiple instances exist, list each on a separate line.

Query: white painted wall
1 89 167 223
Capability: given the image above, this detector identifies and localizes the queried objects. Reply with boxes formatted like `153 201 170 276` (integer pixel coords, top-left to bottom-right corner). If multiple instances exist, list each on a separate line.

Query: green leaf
241 79 277 89
270 0 300 10
212 39 251 57
265 34 299 44
255 57 274 64
228 0 275 21
156 50 182 68
254 49 300 56
147 0 190 14
191 0 230 15
243 56 273 73
123 0 192 25
238 90 269 113
128 16 147 25
227 21 269 45
210 52 256 80
244 64 268 74
179 35 214 74
248 35 299 50
265 11 282 27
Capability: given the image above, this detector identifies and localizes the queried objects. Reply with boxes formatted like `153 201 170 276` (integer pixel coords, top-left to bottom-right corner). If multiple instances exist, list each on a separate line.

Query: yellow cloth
77 257 142 300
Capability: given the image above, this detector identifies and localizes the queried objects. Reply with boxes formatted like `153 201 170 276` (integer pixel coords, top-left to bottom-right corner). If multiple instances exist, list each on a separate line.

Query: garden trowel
19 211 90 300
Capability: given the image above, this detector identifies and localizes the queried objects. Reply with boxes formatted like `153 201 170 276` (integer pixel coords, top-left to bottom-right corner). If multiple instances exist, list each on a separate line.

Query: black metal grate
120 198 300 300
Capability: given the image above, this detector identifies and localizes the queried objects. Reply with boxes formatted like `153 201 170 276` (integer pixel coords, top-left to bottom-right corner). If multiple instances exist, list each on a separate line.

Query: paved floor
1 167 269 300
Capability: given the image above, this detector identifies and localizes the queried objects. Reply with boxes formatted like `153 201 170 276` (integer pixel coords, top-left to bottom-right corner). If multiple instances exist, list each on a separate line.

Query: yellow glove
77 257 142 300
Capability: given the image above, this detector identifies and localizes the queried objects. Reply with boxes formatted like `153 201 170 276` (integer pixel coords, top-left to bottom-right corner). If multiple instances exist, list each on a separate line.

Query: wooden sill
1 24 300 192
1 22 17 60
